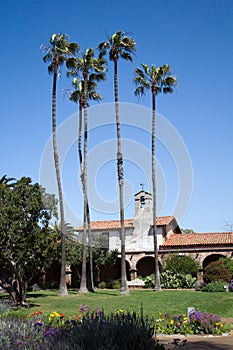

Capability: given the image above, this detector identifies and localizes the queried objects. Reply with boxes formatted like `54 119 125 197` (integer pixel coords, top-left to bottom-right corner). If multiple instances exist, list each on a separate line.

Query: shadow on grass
68 288 120 296
93 290 120 296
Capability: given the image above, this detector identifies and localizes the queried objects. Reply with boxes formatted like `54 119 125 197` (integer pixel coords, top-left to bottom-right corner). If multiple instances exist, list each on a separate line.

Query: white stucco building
76 190 181 280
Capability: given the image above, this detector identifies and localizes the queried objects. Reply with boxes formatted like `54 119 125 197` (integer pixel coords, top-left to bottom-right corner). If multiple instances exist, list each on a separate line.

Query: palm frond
48 64 54 74
134 86 145 97
165 76 177 86
66 57 76 69
119 51 133 61
141 63 150 76
162 86 175 94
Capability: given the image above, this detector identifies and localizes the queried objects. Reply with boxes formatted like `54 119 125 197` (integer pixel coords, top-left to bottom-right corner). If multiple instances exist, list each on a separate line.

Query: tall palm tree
98 31 136 295
133 63 177 291
41 33 79 296
67 49 106 293
68 75 103 292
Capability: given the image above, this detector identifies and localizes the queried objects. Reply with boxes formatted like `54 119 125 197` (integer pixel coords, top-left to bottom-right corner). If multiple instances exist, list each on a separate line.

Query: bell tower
133 190 153 237
134 190 153 217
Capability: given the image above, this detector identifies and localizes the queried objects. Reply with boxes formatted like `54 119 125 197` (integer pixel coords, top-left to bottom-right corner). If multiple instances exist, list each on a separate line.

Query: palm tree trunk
78 101 83 169
52 55 68 296
114 59 129 295
152 91 161 291
79 72 88 293
87 203 94 292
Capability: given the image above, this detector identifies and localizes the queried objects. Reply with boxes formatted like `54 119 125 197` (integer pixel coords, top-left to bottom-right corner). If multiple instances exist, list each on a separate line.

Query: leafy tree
164 254 199 276
133 64 177 291
98 30 136 295
0 177 58 305
41 33 79 296
67 48 106 293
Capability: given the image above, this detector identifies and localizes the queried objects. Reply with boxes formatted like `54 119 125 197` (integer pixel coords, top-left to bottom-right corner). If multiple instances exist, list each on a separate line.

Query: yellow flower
48 311 60 321
116 309 125 314
215 322 223 327
159 312 163 317
170 319 174 325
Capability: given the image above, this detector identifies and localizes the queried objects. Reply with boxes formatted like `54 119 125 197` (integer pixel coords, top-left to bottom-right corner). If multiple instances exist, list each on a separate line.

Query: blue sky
1 0 233 232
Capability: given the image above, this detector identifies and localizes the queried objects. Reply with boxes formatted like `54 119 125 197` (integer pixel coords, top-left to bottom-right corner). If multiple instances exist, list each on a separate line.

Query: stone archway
136 256 160 278
202 253 226 269
100 257 131 281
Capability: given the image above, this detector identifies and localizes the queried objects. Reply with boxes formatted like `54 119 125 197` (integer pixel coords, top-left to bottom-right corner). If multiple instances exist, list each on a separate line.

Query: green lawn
5 289 232 319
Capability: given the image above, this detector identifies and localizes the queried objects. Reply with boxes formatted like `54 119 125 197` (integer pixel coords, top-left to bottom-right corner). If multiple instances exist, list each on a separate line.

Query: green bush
161 271 196 289
144 272 196 289
204 260 232 283
201 281 226 292
98 281 107 289
144 275 155 289
106 279 121 289
98 280 120 289
164 254 199 276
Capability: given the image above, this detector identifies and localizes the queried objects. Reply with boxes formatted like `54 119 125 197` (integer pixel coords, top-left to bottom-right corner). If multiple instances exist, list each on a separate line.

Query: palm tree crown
67 48 106 84
98 30 136 62
69 76 103 106
41 33 79 74
134 63 177 97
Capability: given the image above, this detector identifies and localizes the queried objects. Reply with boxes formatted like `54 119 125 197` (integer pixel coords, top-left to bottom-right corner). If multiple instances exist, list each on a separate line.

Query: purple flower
79 304 90 313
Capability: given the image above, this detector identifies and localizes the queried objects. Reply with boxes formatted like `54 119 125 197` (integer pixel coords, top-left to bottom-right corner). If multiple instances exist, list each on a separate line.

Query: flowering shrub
0 303 228 349
155 311 226 335
0 306 164 349
189 311 225 334
204 261 232 283
155 313 193 335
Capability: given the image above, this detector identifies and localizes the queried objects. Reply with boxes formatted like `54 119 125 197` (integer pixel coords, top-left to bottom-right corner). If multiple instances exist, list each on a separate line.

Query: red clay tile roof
156 216 175 226
76 216 174 231
79 219 134 231
162 232 233 247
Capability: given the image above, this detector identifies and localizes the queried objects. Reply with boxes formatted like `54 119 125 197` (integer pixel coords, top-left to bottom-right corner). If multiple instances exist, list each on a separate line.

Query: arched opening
100 257 130 282
140 195 146 208
137 256 161 278
203 254 225 269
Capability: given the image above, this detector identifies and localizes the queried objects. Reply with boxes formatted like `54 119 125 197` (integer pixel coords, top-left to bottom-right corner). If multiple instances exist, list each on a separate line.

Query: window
140 195 146 208
91 232 109 249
